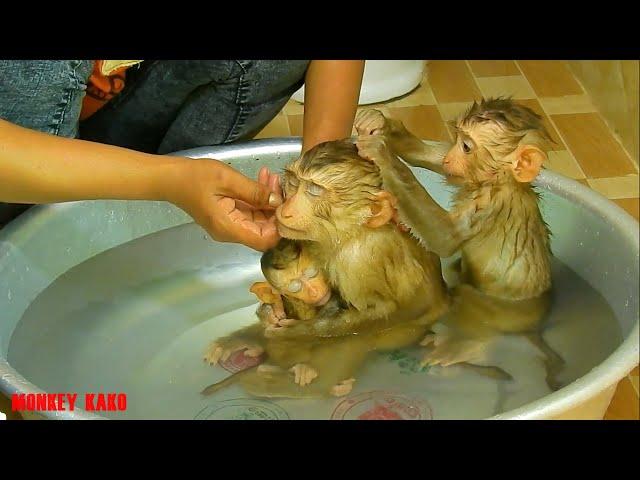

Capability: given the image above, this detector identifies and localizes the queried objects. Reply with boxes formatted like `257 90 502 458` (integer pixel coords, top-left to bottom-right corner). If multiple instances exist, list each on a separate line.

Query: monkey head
276 139 397 245
443 97 552 185
260 239 332 307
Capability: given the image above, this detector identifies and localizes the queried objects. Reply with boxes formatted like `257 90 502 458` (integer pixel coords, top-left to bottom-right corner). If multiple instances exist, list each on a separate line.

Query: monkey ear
511 145 546 183
366 191 397 228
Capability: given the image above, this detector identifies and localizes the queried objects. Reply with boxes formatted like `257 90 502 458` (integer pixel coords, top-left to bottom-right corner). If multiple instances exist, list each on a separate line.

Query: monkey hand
204 337 264 366
355 109 391 137
257 303 287 328
356 134 394 168
251 282 286 319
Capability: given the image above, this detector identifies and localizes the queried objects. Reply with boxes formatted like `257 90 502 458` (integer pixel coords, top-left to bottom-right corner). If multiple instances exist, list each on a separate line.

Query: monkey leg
456 363 513 382
420 324 490 368
203 323 265 366
237 365 328 399
524 332 565 391
239 337 371 399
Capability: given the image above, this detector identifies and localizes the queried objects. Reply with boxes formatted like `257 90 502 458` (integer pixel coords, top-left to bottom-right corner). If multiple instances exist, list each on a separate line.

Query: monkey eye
287 279 302 293
462 140 472 154
303 267 318 278
306 183 325 197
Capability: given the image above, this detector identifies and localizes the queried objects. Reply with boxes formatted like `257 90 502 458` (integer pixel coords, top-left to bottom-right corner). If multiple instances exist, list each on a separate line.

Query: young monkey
202 239 430 398
203 239 348 394
355 99 564 388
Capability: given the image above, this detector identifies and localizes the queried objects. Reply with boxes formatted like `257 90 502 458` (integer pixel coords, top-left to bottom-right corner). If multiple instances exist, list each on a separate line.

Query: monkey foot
289 363 318 387
330 378 356 397
203 338 264 366
420 337 486 368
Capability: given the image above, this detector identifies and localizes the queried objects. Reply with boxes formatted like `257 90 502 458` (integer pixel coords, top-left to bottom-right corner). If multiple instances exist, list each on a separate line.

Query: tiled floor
1 61 638 420
255 60 640 420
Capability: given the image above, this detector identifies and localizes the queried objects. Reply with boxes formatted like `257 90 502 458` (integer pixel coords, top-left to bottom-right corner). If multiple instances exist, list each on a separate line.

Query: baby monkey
203 239 361 397
355 98 564 389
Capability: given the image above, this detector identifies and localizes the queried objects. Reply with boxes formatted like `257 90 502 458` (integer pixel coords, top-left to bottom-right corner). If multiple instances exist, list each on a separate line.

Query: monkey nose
303 281 319 298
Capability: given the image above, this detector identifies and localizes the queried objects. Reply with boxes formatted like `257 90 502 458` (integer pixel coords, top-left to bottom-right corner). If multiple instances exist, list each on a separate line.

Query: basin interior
1 140 638 420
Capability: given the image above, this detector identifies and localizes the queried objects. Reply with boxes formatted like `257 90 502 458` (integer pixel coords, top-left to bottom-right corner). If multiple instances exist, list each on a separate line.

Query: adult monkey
354 99 564 389
266 139 450 339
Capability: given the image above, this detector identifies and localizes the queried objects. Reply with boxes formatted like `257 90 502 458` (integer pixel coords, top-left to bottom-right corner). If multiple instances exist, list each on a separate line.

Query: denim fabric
0 60 310 224
80 60 310 154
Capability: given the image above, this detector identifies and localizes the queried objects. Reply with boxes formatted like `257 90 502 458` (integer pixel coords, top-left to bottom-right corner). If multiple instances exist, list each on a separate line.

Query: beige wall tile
604 376 640 420
475 76 536 100
287 115 303 137
612 198 640 220
254 115 291 139
551 113 637 178
539 95 597 115
382 81 437 107
587 175 639 199
517 99 565 150
436 102 473 123
468 60 520 77
545 150 585 179
386 105 452 142
518 61 584 97
283 100 304 116
427 61 481 103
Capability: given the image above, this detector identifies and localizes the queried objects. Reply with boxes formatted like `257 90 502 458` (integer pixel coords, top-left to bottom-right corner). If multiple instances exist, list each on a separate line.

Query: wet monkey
355 98 564 389
269 139 450 339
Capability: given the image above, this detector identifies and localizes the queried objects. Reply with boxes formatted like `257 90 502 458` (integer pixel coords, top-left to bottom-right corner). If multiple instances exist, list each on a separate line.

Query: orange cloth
80 60 135 121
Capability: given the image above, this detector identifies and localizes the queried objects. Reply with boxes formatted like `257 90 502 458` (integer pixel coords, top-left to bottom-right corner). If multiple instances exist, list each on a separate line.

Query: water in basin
7 218 622 420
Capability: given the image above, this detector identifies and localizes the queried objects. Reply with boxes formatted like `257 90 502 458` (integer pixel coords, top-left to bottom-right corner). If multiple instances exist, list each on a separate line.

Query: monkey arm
356 136 464 258
266 303 389 338
354 110 451 174
384 118 451 175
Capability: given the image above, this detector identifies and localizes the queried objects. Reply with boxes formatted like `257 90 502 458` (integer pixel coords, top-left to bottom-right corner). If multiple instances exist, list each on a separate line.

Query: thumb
217 164 283 208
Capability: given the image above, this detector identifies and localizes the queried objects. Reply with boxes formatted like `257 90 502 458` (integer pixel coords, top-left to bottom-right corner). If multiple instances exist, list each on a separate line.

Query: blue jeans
0 60 310 224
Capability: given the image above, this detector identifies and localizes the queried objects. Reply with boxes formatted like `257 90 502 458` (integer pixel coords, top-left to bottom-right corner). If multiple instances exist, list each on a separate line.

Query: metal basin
0 138 638 419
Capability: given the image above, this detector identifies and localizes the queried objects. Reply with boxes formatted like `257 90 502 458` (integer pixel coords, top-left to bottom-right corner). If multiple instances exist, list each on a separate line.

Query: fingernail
269 193 282 207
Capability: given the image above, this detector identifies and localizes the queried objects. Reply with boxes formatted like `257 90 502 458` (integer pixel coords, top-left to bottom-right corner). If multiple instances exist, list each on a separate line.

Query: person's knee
0 60 93 138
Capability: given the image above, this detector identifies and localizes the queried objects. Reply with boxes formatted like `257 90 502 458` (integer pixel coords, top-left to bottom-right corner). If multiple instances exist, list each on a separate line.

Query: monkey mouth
313 290 332 307
276 221 306 238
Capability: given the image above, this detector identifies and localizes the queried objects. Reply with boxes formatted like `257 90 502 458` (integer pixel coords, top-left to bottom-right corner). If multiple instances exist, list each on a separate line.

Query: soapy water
8 222 622 419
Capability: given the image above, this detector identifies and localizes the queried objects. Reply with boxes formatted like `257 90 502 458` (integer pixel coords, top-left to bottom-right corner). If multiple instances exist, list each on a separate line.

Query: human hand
170 159 283 251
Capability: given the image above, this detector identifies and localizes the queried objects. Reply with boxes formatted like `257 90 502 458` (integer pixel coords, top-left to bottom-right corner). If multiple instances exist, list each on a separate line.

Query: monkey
253 238 346 327
354 98 565 390
202 238 437 397
264 139 450 339
201 320 433 398
201 137 528 399
203 238 347 393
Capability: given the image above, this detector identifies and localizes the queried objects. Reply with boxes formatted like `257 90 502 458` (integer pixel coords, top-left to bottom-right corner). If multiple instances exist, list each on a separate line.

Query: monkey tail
200 366 259 396
459 362 514 381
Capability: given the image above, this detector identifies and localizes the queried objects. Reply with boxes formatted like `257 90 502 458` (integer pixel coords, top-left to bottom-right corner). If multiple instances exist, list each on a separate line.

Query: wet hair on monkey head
260 238 301 274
